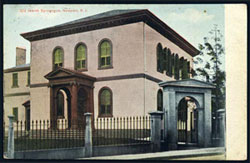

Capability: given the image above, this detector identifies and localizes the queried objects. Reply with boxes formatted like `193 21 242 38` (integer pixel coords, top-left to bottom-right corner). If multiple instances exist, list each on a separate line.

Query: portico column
71 82 78 129
89 87 95 130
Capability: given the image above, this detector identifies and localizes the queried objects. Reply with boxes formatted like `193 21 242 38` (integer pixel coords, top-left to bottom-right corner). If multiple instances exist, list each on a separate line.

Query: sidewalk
79 147 225 160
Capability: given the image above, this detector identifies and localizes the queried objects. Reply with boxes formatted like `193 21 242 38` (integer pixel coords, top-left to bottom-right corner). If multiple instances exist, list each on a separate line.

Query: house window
12 107 18 121
179 57 184 79
171 54 175 76
53 47 63 69
174 54 179 80
57 91 64 118
12 73 18 87
182 59 189 79
99 40 112 68
99 87 112 117
27 71 30 86
168 49 172 77
157 43 163 73
157 90 163 111
75 44 87 70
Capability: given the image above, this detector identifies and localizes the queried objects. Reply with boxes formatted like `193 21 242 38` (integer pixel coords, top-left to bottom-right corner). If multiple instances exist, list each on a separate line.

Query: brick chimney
16 47 26 66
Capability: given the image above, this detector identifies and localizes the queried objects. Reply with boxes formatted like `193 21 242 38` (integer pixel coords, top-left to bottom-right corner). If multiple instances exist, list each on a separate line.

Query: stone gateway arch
159 79 215 150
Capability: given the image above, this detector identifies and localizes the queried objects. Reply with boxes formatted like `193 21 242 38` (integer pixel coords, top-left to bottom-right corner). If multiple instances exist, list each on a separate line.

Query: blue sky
3 4 224 69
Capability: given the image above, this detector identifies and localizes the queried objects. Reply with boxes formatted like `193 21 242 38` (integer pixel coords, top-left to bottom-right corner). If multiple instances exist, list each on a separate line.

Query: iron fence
93 116 151 146
4 120 85 152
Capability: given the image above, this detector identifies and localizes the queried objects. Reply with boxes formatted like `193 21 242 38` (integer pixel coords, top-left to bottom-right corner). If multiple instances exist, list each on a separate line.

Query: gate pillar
197 107 204 147
159 79 215 149
163 90 178 150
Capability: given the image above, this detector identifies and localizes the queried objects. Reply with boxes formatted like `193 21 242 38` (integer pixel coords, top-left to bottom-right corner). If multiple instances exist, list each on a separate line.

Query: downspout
143 22 146 116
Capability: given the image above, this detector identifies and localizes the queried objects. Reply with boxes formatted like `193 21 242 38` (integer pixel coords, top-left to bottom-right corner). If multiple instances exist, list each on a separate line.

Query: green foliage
193 25 225 110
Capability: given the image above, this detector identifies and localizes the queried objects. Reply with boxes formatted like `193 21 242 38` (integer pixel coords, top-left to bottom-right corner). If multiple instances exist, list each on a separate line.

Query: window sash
100 56 111 67
54 49 63 64
100 89 112 116
27 71 30 85
100 41 111 67
76 60 86 69
77 45 86 60
100 90 111 105
12 73 18 87
13 107 18 121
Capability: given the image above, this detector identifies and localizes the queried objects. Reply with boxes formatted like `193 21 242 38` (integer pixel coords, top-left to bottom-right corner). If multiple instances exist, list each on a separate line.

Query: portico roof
159 79 215 89
44 67 96 81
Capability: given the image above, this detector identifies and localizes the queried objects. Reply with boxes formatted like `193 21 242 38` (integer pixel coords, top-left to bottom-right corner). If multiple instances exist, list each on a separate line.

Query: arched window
99 40 112 68
75 43 87 70
163 48 168 74
179 57 184 79
57 91 64 118
53 47 63 70
99 87 113 117
171 54 175 77
187 61 191 78
157 43 163 73
175 54 179 80
182 59 189 79
157 89 163 111
167 49 172 76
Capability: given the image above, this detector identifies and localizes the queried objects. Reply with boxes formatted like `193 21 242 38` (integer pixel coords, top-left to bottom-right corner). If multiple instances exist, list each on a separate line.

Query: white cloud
167 8 215 23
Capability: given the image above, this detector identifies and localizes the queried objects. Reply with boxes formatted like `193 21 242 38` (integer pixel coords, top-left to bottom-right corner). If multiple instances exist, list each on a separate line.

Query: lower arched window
99 87 113 117
57 91 64 118
157 89 163 111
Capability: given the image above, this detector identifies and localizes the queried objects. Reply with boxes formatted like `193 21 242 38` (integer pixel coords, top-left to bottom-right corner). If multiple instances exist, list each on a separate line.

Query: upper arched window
157 43 163 73
167 49 172 76
53 47 63 70
75 43 87 70
174 54 180 80
99 40 112 69
99 87 113 117
157 89 163 111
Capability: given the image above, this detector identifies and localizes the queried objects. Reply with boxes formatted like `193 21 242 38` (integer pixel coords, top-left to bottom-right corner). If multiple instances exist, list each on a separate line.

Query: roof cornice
4 66 30 73
21 9 199 56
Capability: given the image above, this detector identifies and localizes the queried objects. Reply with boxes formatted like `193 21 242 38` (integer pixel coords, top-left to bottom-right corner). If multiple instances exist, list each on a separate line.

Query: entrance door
177 97 198 144
26 107 30 131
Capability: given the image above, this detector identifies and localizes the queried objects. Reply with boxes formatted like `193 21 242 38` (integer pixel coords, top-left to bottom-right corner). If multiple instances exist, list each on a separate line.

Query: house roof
4 64 30 73
21 9 199 57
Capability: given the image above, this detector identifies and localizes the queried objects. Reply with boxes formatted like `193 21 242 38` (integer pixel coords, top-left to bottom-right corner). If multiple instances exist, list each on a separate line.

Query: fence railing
4 120 85 152
93 116 151 146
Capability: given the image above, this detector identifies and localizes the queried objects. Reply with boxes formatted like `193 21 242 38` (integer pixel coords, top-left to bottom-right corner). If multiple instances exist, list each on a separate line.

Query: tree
193 24 225 111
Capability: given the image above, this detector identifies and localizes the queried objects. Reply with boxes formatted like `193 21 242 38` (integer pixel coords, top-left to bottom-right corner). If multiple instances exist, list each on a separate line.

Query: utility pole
209 24 222 112
209 24 223 139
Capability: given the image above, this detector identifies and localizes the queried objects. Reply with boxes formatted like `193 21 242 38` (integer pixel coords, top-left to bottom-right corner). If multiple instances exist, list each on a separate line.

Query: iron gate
177 109 198 144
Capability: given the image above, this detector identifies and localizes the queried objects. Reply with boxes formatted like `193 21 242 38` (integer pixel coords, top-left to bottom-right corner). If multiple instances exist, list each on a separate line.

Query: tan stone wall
4 95 30 125
93 78 145 119
4 70 30 95
31 22 144 84
4 70 30 126
144 79 162 114
30 87 50 121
